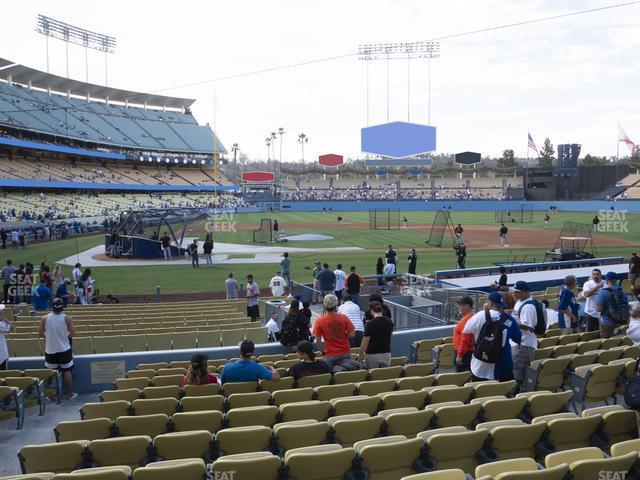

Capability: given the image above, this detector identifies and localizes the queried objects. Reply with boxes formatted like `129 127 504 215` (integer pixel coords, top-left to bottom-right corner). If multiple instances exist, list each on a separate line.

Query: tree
538 138 555 169
297 133 309 163
277 127 285 172
270 132 277 167
265 137 272 168
581 154 608 166
497 149 516 169
231 143 239 181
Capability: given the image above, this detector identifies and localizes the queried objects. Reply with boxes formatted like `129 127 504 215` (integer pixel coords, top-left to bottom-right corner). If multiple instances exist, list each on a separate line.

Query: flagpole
616 122 620 164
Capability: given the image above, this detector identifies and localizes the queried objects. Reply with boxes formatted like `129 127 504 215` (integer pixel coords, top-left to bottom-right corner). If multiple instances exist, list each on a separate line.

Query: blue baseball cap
512 280 530 292
605 271 617 282
488 292 505 307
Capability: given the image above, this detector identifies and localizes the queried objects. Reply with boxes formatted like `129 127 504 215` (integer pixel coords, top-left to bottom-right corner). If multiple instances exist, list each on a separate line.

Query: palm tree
270 132 277 167
277 127 285 172
231 143 239 182
265 137 272 170
297 133 309 164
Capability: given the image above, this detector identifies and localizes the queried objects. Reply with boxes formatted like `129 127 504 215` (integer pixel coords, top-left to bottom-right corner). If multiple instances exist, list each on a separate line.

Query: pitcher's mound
285 234 334 241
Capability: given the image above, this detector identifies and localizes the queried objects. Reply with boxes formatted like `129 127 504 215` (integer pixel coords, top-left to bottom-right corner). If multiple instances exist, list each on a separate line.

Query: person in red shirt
181 353 220 386
312 293 355 369
452 296 475 372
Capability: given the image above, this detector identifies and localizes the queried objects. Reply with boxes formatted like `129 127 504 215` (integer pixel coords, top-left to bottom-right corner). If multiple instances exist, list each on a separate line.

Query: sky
1 0 639 162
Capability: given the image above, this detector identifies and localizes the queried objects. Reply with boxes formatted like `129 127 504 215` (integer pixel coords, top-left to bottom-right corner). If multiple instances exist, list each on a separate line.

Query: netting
495 205 534 223
368 209 400 230
252 218 273 244
426 210 454 248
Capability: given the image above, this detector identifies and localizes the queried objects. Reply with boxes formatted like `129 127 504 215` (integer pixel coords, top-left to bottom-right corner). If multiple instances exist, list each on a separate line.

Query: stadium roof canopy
0 58 195 109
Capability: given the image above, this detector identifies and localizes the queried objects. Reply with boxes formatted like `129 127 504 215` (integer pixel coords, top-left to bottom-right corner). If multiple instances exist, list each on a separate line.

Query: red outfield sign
318 154 344 167
241 171 276 182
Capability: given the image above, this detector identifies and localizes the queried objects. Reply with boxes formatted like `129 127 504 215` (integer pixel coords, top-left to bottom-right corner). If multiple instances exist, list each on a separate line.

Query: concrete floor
0 393 99 476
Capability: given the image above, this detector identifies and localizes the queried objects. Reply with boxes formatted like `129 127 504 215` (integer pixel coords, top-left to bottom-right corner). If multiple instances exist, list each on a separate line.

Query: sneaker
67 393 78 401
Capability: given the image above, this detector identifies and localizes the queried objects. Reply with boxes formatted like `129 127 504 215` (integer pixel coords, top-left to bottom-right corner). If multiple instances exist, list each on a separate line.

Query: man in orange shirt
452 296 475 372
313 294 355 369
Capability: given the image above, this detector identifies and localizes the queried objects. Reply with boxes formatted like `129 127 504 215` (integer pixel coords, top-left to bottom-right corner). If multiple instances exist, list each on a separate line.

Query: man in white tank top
39 298 77 400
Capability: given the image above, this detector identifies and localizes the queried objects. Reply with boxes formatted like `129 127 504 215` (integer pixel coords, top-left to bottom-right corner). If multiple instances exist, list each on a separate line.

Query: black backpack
280 317 297 346
473 310 506 364
624 359 640 411
517 299 547 335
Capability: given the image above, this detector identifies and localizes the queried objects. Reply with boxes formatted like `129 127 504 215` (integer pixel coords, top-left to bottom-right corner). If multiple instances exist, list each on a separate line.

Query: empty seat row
6 327 268 356
19 420 640 478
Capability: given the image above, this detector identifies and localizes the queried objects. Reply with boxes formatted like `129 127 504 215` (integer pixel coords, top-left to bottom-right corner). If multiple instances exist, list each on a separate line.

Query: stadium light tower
36 14 117 85
358 41 439 125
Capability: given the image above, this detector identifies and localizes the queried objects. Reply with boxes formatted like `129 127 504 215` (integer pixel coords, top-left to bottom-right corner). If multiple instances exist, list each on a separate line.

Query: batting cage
426 210 456 247
369 209 401 230
252 218 273 244
495 204 534 223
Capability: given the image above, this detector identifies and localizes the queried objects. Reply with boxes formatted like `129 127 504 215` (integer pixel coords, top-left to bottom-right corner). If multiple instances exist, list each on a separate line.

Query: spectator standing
363 293 392 325
541 299 559 329
359 301 394 369
79 269 94 305
407 249 417 277
312 260 321 303
53 265 64 291
312 294 355 369
596 272 629 338
72 263 82 287
629 251 640 286
288 341 331 379
376 257 384 287
452 296 475 372
11 229 19 250
40 263 52 289
581 269 605 332
462 292 521 382
203 235 214 268
2 260 16 304
160 232 172 260
557 275 579 335
626 304 640 347
383 260 396 285
280 252 291 288
316 263 336 301
18 229 25 248
338 294 364 347
301 300 312 323
246 274 260 322
511 281 538 388
55 279 74 306
492 266 508 290
334 264 347 300
39 298 77 400
346 266 364 304
220 340 280 383
269 271 287 297
188 240 199 268
499 223 509 247
181 354 220 386
0 305 13 370
385 245 397 266
0 229 6 249
225 273 239 300
280 302 311 347
33 278 52 311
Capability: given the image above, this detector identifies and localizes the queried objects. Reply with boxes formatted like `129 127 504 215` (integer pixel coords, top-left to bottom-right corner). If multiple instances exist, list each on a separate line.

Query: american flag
527 133 537 152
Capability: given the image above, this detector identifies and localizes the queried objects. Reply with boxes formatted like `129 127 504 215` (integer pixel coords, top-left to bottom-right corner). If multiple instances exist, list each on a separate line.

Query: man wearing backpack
511 281 540 389
463 292 521 382
596 271 629 338
629 251 640 287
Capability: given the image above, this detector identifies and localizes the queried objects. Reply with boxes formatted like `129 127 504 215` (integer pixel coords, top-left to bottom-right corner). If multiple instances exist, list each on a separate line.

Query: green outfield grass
1 210 638 296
